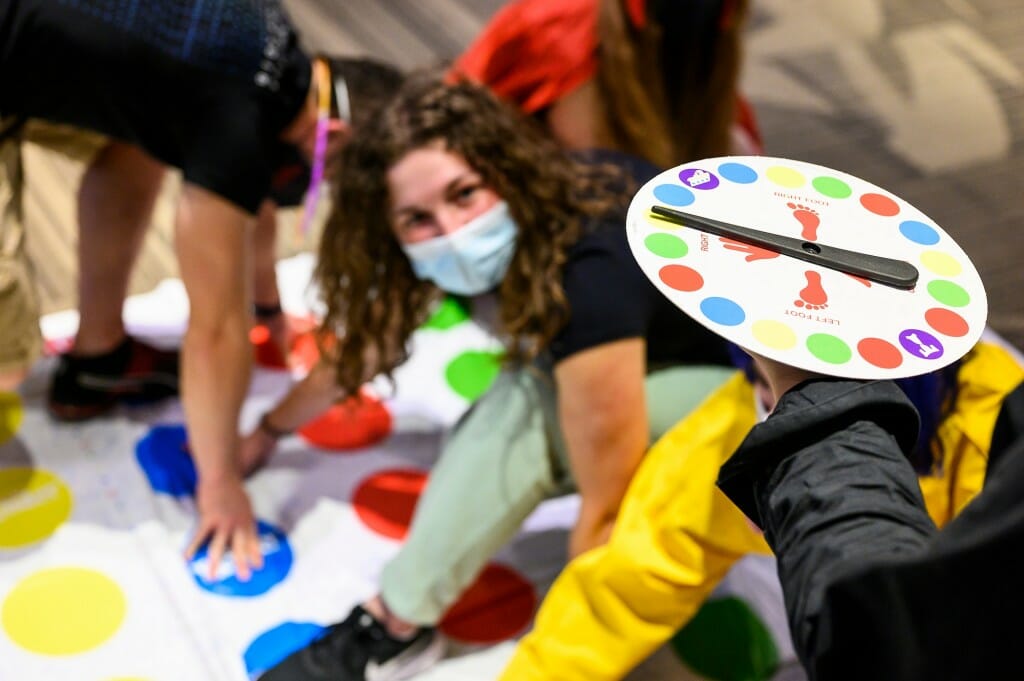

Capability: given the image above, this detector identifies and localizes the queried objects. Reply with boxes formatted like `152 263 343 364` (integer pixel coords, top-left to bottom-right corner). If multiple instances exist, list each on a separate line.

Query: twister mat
627 156 987 379
1 254 800 680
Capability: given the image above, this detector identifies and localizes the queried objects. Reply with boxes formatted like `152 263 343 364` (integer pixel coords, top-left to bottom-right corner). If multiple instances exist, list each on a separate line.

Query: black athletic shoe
48 337 179 421
259 606 445 681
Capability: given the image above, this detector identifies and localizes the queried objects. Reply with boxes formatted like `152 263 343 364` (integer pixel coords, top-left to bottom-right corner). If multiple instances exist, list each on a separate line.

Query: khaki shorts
0 119 108 374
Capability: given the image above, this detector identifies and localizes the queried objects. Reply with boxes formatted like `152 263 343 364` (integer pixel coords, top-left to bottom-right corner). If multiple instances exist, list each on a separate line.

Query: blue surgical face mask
400 201 518 296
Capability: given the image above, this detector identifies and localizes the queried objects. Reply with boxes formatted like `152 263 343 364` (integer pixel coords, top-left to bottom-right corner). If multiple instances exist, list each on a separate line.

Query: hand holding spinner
626 156 987 379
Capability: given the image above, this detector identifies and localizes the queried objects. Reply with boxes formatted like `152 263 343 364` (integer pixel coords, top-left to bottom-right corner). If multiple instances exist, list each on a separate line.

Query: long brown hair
597 0 749 167
316 75 623 396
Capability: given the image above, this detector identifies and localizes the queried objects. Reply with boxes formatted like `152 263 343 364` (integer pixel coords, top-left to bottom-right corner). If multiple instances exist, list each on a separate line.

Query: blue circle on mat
135 424 197 497
189 520 293 597
653 183 695 207
718 162 758 184
899 220 940 245
700 297 746 326
244 621 327 677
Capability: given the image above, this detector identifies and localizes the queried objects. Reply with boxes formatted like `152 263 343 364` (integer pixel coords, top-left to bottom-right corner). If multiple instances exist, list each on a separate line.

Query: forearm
183 316 252 481
263 360 345 431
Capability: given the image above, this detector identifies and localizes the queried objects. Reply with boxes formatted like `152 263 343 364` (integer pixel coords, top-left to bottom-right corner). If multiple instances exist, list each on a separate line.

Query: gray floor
25 0 1024 348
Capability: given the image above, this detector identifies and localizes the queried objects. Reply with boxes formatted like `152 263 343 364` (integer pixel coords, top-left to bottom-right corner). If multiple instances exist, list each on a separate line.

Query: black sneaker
48 336 179 421
259 606 445 681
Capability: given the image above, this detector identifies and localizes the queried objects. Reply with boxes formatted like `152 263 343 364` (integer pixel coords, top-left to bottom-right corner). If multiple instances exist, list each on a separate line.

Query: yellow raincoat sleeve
918 340 1024 527
500 371 769 681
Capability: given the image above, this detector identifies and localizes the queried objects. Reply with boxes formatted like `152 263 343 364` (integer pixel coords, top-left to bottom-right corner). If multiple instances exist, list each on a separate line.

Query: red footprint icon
787 202 821 241
795 270 828 310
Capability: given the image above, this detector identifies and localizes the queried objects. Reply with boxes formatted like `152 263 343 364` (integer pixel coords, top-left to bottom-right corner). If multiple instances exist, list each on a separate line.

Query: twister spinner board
626 156 987 379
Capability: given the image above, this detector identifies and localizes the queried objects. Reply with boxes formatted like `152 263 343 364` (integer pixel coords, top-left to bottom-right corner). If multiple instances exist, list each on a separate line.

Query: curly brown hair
597 0 749 167
316 74 625 396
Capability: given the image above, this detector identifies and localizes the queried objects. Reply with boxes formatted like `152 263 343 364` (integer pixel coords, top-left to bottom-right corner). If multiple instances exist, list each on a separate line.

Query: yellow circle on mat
0 392 23 444
0 468 73 548
2 567 126 655
765 166 806 188
753 320 797 350
920 250 962 277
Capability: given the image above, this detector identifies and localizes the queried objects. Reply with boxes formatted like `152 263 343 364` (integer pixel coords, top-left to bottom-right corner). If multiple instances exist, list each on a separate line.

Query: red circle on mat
251 324 288 369
659 264 704 292
860 193 900 217
925 307 969 337
439 564 536 644
857 338 904 369
251 315 322 371
352 469 427 540
298 393 393 451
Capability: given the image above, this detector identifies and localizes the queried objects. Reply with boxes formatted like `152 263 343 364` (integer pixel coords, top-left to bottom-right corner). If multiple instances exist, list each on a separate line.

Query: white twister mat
1 254 800 681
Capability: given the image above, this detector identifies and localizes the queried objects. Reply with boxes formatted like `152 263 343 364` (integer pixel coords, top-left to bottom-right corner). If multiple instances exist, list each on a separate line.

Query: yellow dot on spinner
0 391 23 445
752 320 797 350
920 250 963 277
0 468 74 549
765 166 806 189
2 567 127 655
644 211 684 230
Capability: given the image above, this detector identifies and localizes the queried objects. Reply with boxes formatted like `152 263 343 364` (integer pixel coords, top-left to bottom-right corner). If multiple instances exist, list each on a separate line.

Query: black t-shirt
549 150 730 367
0 0 310 213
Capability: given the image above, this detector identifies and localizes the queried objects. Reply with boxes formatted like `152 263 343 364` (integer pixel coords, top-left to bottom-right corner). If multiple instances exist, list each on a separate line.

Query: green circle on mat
927 280 970 308
807 333 852 364
644 233 688 259
445 351 502 401
812 176 852 199
671 597 779 681
422 297 471 330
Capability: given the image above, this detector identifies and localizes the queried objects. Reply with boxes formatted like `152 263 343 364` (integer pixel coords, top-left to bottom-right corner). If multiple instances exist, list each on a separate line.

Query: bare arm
175 183 261 579
555 337 649 557
238 360 345 474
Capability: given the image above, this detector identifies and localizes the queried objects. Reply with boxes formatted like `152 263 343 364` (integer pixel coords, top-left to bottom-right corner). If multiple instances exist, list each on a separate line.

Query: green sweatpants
380 363 735 624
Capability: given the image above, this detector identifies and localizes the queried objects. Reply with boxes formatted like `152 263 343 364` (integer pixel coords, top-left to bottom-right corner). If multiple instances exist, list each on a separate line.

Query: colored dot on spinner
659 265 704 292
765 166 806 188
812 176 852 199
752 320 797 350
925 308 970 337
678 167 720 190
860 192 900 217
857 338 903 369
653 183 695 207
807 333 852 364
927 280 970 308
717 162 758 184
899 328 945 361
2 567 126 655
645 233 689 258
700 297 745 327
920 251 962 277
899 220 940 245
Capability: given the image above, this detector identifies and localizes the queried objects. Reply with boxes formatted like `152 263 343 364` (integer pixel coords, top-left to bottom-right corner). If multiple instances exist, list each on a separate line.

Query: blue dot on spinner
717 162 758 184
653 183 695 207
700 297 746 327
899 220 940 246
